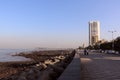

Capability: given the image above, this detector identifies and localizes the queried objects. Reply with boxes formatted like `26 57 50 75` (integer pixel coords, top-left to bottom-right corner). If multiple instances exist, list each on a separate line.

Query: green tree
114 37 120 53
100 42 112 50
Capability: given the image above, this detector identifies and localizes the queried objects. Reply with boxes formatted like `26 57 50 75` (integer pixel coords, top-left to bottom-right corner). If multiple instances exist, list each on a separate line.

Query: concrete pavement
80 51 120 80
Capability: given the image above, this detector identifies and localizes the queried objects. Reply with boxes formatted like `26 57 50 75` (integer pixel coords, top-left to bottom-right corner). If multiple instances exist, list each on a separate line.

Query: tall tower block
89 21 100 46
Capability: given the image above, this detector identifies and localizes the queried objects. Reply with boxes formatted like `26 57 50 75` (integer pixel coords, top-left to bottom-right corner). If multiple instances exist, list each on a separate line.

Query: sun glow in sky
0 0 120 49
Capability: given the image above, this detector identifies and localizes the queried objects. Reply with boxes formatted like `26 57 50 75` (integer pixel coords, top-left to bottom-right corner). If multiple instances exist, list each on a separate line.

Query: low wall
58 53 81 80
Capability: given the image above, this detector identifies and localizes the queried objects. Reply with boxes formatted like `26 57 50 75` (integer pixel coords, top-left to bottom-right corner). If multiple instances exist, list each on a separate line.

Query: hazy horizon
0 0 120 49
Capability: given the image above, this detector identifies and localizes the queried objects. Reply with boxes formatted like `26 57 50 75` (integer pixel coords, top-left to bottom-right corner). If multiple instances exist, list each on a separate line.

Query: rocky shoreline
0 50 76 80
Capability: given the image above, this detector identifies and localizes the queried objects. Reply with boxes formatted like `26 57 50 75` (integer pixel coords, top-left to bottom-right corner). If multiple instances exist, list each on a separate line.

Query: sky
0 0 120 49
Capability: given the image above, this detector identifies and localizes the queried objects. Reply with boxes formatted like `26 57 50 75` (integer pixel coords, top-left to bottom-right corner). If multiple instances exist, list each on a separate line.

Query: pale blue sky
0 0 120 49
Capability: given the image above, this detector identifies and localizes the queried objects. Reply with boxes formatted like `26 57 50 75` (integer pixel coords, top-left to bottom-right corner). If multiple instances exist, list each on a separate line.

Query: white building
89 21 100 46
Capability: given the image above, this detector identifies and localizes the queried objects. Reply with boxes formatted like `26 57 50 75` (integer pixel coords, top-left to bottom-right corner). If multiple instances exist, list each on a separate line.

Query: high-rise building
89 21 100 46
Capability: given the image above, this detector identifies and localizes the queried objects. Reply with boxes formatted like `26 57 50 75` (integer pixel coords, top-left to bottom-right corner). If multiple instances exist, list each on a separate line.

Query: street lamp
108 30 116 50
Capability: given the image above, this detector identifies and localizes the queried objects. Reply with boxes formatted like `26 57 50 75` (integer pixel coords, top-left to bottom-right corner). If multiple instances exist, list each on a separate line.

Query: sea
0 48 35 62
0 48 69 62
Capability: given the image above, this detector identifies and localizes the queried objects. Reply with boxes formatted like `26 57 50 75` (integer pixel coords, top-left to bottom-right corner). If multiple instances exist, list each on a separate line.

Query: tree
100 42 112 50
114 37 120 53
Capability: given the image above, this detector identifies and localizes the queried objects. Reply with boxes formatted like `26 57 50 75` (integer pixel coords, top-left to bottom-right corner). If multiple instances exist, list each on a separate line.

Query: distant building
83 43 85 48
89 21 100 46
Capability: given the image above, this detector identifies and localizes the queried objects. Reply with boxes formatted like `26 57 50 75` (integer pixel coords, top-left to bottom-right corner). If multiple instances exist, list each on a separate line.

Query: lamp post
108 31 116 50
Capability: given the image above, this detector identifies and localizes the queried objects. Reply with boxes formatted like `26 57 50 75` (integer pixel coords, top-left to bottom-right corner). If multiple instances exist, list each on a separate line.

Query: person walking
86 49 89 55
84 49 89 55
84 49 87 55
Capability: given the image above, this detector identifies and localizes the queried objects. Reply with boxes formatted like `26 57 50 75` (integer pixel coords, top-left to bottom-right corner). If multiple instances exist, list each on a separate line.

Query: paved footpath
80 51 120 80
58 53 81 80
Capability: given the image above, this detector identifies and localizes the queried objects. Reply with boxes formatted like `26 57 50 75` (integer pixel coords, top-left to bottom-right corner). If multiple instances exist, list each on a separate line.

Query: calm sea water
0 48 67 62
0 49 33 62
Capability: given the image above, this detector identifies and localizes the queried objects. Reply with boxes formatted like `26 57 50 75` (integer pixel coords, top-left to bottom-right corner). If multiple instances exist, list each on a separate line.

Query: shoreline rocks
0 50 76 80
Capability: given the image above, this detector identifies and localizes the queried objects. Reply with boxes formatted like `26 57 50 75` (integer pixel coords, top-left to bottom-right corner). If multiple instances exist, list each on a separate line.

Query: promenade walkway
80 51 120 80
58 53 81 80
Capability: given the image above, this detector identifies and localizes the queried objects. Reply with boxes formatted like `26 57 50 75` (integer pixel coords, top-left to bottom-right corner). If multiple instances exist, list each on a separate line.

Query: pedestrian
84 49 87 55
86 49 89 55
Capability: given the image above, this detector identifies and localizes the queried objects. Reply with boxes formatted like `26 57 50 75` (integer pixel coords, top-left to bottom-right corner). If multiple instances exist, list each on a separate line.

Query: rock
17 76 27 80
56 61 68 69
49 65 64 74
26 68 41 80
40 70 53 80
10 76 18 80
41 63 47 69
20 72 27 77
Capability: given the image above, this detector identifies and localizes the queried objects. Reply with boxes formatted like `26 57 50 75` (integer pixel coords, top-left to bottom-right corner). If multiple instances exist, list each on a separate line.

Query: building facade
89 21 100 46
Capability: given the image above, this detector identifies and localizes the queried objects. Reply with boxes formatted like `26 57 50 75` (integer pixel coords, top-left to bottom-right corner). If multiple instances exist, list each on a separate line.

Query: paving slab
80 51 120 80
